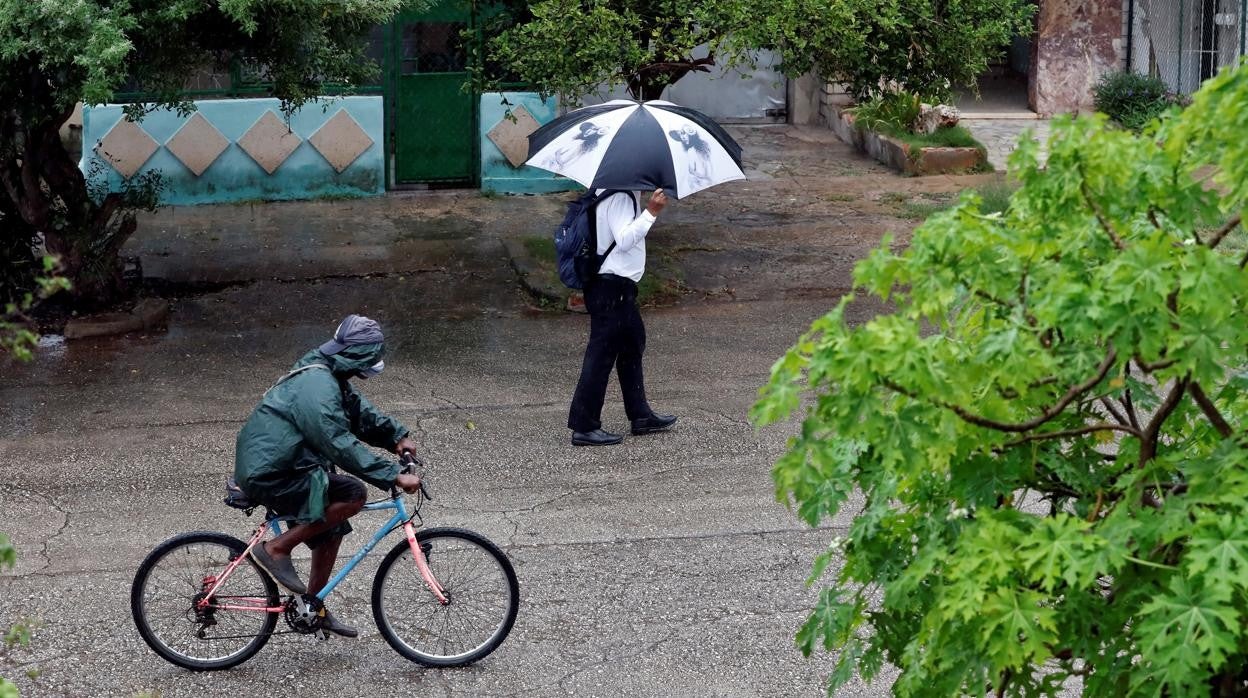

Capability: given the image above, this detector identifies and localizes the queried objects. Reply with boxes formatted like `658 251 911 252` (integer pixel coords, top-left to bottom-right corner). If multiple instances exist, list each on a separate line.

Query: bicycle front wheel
372 527 519 667
131 531 279 670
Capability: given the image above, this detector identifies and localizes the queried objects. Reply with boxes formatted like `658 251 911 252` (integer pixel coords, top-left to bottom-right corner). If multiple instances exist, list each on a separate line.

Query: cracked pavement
0 125 991 697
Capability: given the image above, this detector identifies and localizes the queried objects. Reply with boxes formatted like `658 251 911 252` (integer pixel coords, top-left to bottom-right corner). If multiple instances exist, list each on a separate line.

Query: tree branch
1205 214 1243 251
1189 381 1232 438
1133 355 1177 373
1005 423 1143 446
942 349 1117 433
1080 180 1126 250
1137 377 1189 468
882 349 1119 434
1099 396 1129 426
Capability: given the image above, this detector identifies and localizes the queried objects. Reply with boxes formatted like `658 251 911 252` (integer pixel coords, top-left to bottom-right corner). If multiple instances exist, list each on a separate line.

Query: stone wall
82 97 385 206
1029 0 1126 114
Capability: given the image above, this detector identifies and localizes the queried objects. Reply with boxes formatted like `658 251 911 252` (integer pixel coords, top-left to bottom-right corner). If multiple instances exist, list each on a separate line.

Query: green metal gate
391 0 476 184
1127 0 1247 94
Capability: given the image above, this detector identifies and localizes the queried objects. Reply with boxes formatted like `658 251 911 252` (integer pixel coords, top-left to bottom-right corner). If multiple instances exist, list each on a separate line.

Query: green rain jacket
234 344 408 523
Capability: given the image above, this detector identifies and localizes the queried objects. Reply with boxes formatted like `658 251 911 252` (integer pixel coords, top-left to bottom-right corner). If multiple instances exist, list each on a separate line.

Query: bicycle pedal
319 630 331 641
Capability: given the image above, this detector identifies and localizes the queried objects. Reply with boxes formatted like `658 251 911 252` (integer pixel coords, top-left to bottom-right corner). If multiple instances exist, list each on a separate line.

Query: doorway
391 0 476 185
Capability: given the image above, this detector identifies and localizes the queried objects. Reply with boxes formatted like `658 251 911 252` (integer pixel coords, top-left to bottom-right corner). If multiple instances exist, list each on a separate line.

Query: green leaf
1017 515 1104 591
1136 576 1240 684
1185 512 1248 592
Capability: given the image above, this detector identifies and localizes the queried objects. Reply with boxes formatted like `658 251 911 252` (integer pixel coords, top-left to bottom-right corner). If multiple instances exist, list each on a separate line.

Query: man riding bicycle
234 314 423 638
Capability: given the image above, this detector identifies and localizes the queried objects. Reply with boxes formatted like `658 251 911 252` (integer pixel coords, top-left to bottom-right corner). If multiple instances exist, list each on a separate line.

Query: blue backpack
554 189 636 289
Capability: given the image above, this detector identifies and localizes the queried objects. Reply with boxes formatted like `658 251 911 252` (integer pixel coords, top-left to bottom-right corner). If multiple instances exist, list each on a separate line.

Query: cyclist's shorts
270 473 367 548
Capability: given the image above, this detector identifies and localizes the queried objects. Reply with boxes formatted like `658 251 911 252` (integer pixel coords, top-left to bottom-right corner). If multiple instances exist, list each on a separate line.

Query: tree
475 0 1032 104
765 0 1034 102
474 0 761 102
0 0 416 306
753 62 1248 696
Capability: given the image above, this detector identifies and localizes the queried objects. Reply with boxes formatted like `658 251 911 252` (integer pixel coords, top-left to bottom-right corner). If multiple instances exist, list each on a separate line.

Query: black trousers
568 274 652 432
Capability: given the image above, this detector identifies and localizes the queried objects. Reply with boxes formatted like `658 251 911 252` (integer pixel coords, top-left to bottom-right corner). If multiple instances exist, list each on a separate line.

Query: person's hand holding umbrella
646 188 669 216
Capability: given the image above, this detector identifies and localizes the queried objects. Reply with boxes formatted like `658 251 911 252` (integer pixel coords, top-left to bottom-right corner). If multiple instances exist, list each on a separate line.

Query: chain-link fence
1128 0 1247 94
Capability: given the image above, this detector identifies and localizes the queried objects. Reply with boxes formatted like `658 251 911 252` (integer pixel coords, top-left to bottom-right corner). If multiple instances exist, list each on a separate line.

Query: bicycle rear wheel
372 527 519 667
131 531 279 670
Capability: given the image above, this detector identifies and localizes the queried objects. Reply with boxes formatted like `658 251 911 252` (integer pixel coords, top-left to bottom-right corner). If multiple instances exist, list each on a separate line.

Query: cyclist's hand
394 436 418 456
394 473 423 494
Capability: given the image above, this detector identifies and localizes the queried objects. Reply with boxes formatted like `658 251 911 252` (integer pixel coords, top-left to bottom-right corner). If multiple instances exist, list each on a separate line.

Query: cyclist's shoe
249 543 307 595
320 608 359 638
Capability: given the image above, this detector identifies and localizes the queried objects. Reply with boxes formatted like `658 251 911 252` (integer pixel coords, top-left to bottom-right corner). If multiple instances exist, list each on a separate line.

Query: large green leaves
757 63 1248 696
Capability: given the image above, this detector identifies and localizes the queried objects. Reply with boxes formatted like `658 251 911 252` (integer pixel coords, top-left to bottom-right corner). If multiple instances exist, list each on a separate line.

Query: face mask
357 360 385 379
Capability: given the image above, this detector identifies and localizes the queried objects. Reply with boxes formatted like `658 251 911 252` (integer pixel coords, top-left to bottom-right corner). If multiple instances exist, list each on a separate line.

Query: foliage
1 533 21 698
472 0 765 102
753 62 1248 696
848 91 923 133
1 256 70 362
760 0 1035 103
477 0 1030 104
0 0 419 306
1093 70 1178 132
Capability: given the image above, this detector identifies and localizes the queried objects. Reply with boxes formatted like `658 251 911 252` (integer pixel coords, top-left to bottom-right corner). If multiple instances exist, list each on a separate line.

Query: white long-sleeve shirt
594 190 656 283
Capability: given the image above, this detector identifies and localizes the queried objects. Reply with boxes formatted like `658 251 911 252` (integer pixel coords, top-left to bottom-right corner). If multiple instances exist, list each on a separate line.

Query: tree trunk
1 96 137 308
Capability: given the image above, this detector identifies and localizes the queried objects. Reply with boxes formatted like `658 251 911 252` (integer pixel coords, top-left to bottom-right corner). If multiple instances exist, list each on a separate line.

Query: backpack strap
587 189 638 276
264 363 332 396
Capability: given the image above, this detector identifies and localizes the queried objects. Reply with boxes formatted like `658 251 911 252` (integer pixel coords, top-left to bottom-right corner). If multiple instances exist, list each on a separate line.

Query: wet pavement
1 125 1008 696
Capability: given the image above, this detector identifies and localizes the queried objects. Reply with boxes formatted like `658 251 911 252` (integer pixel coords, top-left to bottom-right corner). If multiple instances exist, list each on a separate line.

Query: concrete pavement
0 125 1003 697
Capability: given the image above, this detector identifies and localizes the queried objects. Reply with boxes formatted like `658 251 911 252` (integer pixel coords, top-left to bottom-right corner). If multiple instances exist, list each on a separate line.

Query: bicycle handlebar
398 450 432 501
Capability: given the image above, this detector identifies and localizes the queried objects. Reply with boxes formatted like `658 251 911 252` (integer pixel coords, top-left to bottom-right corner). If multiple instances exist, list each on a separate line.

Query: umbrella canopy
525 99 745 199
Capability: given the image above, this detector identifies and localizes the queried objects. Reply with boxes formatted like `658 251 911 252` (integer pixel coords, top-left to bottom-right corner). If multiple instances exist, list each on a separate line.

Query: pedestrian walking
567 187 678 446
524 99 746 446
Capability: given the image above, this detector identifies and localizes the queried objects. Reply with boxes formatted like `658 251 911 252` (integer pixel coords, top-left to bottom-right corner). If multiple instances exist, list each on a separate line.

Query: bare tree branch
1099 396 1129 426
1134 355 1177 373
1205 214 1243 250
1189 381 1233 438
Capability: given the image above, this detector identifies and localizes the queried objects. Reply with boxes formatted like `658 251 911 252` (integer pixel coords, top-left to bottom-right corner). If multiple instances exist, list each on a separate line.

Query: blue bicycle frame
261 495 447 604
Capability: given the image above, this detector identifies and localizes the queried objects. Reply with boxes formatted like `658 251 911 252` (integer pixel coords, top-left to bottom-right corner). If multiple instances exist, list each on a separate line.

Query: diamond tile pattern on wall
165 113 229 177
486 104 540 168
309 109 374 173
238 110 303 174
95 119 159 179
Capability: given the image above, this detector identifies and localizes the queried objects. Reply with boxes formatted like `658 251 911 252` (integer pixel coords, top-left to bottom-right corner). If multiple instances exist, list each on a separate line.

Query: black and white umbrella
525 99 745 199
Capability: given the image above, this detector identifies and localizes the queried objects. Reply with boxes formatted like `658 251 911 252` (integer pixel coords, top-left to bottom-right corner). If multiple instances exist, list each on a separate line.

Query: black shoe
631 413 677 435
249 543 307 594
320 608 359 639
571 429 623 446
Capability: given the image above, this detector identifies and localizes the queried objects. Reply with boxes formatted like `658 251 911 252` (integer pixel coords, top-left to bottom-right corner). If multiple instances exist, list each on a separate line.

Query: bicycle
130 455 519 671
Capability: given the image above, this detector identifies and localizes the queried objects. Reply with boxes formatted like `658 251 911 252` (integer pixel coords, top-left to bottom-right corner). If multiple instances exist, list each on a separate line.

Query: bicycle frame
198 495 447 614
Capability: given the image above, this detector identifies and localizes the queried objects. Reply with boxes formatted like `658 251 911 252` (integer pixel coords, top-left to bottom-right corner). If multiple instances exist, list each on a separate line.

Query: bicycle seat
223 477 256 511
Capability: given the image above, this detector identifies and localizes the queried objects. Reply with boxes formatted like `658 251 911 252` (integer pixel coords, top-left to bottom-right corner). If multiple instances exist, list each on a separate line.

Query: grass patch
976 180 1018 215
522 235 555 260
822 192 858 203
638 253 686 306
887 180 1020 220
876 124 983 150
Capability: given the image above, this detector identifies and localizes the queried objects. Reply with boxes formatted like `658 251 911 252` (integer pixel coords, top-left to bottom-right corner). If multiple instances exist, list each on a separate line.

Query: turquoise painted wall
82 97 384 206
479 92 577 195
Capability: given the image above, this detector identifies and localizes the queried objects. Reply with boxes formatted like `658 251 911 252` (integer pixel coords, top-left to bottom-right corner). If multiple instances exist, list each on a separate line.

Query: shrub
849 91 923 133
754 62 1248 696
1093 70 1175 131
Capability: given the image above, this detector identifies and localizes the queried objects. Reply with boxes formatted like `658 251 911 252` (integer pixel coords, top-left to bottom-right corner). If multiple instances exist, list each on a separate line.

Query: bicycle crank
283 594 325 635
